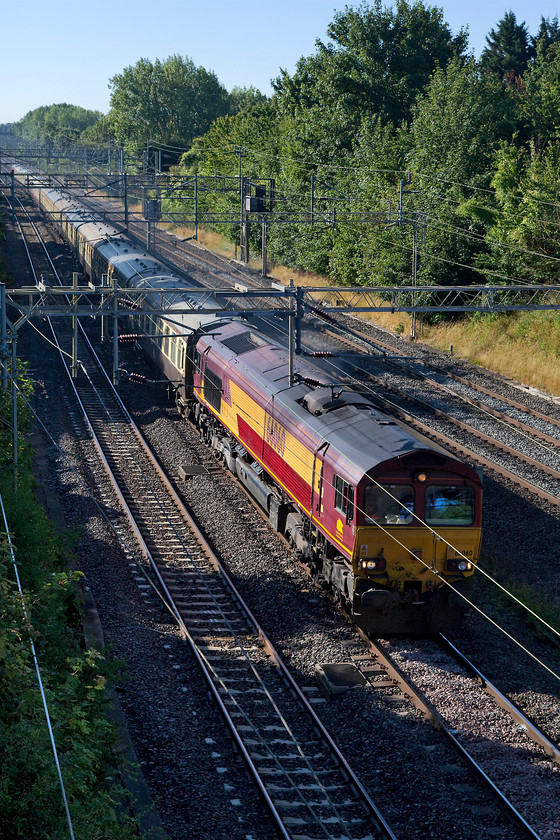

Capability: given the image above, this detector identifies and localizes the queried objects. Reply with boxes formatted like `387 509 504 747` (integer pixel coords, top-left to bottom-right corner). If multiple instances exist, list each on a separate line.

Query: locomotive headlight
457 560 472 571
361 558 387 572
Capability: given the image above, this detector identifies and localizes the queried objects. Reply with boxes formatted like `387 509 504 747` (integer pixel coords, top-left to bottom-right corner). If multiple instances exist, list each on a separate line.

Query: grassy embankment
167 224 560 397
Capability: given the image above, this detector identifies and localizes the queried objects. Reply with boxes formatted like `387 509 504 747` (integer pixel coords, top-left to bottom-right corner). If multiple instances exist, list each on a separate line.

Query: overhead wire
17 293 560 684
249 302 560 652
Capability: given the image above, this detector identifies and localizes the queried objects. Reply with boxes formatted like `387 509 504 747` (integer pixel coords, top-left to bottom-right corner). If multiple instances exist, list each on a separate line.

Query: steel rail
64 338 398 840
366 371 560 479
6 193 304 838
359 638 544 840
12 193 398 840
438 634 560 766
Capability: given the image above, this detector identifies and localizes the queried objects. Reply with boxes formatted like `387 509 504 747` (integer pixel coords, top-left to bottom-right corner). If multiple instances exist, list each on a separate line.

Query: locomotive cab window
425 486 474 526
334 475 354 522
363 484 414 525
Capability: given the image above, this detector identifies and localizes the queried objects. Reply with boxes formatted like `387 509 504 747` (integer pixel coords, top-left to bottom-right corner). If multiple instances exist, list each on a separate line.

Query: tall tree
480 11 533 83
519 42 560 150
273 0 468 158
108 55 229 150
533 15 560 55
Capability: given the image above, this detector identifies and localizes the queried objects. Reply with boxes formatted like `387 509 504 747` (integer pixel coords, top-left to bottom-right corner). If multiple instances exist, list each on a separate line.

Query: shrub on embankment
0 374 135 838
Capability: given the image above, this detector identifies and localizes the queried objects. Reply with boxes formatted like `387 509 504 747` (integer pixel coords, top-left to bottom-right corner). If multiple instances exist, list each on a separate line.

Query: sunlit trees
273 0 467 164
14 104 102 142
107 55 229 150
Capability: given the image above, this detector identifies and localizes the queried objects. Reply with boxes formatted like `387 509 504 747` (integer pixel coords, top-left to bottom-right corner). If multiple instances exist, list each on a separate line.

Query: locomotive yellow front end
351 469 483 635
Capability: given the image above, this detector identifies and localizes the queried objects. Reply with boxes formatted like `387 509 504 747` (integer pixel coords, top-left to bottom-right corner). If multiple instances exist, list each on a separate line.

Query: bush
0 375 136 839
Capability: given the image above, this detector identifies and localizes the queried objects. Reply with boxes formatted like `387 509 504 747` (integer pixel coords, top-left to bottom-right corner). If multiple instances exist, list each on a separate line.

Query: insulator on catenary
119 333 142 342
309 305 337 324
118 297 143 310
309 351 334 358
128 372 147 383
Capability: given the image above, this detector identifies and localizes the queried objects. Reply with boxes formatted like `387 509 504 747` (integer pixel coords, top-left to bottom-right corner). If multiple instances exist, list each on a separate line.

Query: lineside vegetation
0 362 135 836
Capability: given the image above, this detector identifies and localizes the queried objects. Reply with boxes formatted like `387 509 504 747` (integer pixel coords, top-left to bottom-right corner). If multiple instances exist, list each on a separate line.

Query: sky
1 0 559 124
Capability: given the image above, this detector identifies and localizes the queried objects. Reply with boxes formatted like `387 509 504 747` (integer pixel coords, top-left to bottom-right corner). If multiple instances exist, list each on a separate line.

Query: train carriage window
363 484 414 525
425 486 474 526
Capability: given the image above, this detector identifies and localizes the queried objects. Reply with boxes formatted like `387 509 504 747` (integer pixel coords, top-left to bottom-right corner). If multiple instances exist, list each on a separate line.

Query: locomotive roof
202 322 461 483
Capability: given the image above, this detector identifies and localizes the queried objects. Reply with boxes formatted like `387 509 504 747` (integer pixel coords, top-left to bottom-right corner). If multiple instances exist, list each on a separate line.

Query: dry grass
420 312 560 396
169 225 238 259
162 223 330 285
158 223 560 396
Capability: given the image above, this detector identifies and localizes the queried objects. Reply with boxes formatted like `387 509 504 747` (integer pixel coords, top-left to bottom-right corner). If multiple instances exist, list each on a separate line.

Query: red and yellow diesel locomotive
178 319 482 635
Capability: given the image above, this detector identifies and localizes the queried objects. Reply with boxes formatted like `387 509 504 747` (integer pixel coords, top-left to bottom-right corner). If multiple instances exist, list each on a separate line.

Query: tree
228 86 268 114
273 0 468 163
410 59 508 183
482 140 560 285
108 55 229 150
480 11 533 83
177 98 280 244
263 0 469 277
404 59 509 286
533 15 560 55
14 104 102 143
519 42 560 150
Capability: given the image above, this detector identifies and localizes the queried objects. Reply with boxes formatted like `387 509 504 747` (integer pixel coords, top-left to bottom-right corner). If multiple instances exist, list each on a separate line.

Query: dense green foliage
480 11 534 82
273 0 467 136
13 104 103 143
0 371 135 838
8 3 560 292
107 55 230 151
174 3 560 294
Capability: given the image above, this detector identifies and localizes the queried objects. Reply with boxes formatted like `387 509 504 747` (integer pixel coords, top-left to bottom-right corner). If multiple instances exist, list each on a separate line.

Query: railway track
8 183 560 840
9 192 398 840
58 330 560 840
68 337 397 840
84 200 560 839
351 635 560 839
